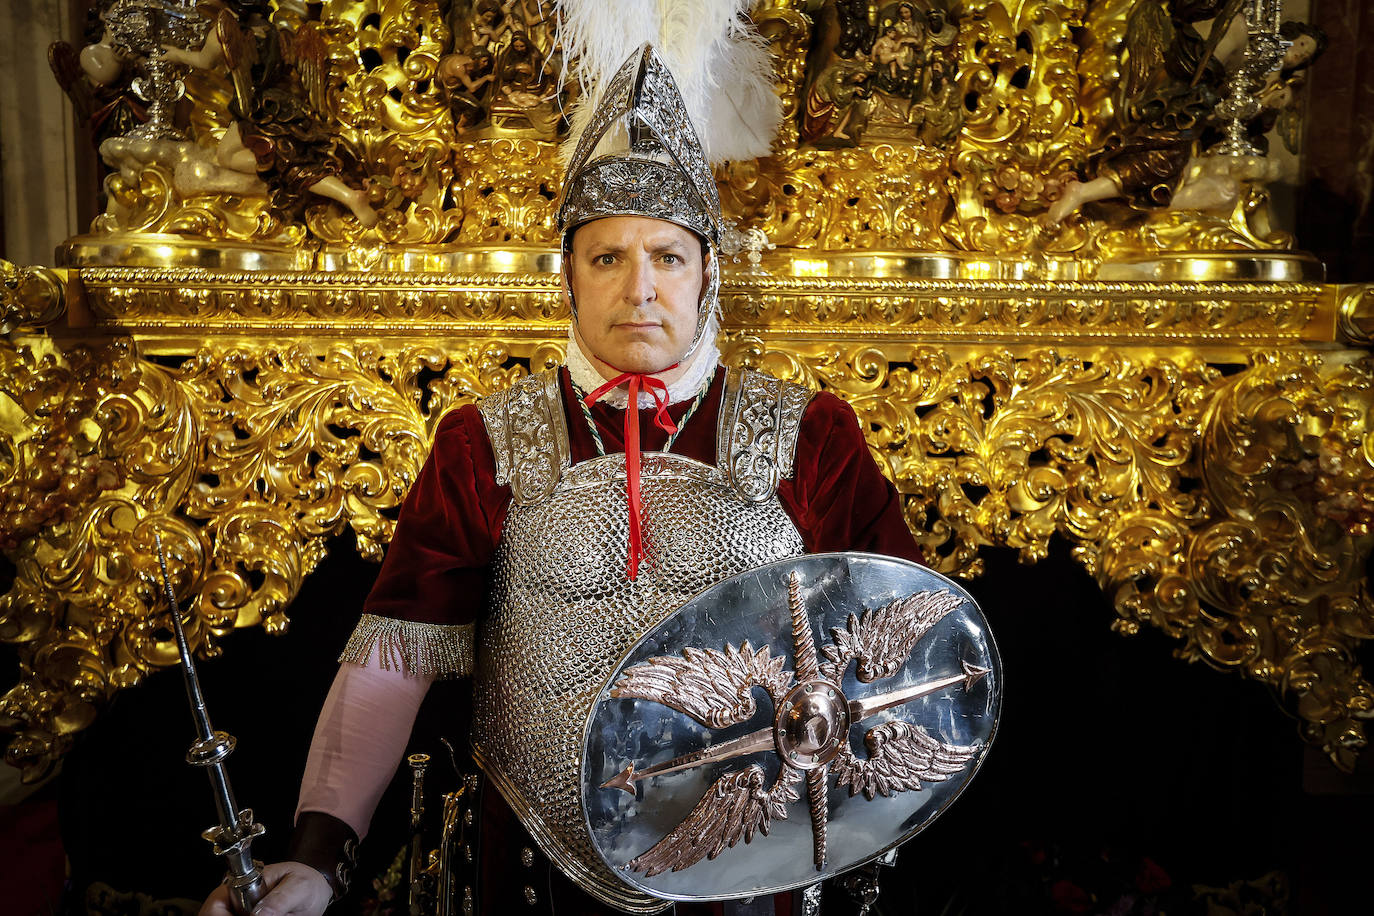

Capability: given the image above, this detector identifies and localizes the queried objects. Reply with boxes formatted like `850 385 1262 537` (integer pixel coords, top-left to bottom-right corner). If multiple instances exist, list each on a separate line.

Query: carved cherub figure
49 23 147 146
1047 0 1246 224
156 3 377 227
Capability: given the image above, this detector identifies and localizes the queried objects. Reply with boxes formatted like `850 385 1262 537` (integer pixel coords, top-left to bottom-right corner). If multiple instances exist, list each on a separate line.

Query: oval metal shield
581 552 1002 901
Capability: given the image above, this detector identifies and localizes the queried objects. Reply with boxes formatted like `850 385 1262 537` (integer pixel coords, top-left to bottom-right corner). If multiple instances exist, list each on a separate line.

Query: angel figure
157 4 377 227
49 28 147 146
1046 0 1245 224
469 0 511 50
1242 20 1328 155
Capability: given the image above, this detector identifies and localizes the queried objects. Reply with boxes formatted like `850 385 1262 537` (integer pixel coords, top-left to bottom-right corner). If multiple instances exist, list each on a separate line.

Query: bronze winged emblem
604 572 988 875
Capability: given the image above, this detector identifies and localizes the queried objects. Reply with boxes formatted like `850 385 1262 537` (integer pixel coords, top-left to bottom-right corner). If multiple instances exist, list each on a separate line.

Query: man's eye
660 253 681 265
595 254 616 266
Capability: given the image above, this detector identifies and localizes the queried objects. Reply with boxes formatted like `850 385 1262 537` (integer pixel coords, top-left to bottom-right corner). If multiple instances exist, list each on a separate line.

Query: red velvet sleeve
362 404 511 625
778 391 925 564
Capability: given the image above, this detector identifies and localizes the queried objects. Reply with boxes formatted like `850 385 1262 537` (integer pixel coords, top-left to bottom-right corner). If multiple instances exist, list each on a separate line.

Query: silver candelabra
99 0 209 140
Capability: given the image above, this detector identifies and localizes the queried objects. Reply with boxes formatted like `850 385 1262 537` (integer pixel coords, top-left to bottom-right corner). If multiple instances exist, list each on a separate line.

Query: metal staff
407 753 431 916
154 532 266 915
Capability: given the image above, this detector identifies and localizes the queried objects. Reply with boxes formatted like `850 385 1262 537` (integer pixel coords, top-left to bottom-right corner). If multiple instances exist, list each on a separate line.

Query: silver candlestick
98 0 209 140
1211 0 1289 156
154 532 266 915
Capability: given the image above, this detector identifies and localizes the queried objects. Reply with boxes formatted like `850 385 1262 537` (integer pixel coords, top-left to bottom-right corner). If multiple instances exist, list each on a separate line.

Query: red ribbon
582 363 680 580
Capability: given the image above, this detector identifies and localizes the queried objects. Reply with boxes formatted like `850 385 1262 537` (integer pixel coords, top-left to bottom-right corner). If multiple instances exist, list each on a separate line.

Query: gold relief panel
47 0 1328 275
1 269 1372 778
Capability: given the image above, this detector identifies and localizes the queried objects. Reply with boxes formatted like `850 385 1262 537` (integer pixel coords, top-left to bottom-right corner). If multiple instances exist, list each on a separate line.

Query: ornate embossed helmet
557 45 724 354
558 45 721 247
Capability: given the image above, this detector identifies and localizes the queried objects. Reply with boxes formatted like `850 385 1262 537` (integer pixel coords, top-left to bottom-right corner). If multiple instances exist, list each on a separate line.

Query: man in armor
200 46 924 916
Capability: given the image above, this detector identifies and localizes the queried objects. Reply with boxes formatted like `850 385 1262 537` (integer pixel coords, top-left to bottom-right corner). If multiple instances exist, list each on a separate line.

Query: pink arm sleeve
294 660 434 839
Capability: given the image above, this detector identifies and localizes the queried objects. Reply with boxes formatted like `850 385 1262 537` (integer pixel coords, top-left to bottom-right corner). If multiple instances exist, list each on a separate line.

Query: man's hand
198 862 333 916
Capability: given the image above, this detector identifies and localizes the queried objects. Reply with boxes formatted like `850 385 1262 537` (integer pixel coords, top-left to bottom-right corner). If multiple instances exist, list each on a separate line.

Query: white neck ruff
565 315 721 408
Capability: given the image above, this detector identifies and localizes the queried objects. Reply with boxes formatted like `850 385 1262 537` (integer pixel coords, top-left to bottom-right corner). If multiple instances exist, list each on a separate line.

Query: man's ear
561 266 577 319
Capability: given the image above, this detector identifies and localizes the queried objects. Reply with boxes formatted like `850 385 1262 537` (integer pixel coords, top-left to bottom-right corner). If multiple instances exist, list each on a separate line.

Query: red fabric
0 794 65 916
364 366 922 627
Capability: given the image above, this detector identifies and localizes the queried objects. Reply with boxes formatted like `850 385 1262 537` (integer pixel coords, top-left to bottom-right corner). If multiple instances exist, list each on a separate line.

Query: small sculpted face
567 216 707 379
1283 33 1317 70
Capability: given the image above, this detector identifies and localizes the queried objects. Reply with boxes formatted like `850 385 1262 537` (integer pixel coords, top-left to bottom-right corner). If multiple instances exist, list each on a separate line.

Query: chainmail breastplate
472 367 812 911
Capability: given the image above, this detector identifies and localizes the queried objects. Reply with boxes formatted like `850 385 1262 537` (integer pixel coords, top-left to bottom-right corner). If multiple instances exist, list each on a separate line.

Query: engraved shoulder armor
718 366 814 503
479 369 570 505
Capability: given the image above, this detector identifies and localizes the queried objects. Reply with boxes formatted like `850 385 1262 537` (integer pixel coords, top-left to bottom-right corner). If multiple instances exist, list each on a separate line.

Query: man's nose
623 257 656 305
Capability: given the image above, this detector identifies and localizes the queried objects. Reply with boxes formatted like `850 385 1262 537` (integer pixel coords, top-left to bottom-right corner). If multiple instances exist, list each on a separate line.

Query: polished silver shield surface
581 552 1002 901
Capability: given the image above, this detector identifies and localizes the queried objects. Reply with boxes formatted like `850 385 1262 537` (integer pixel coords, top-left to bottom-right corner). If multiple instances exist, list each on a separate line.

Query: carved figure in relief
1245 20 1328 156
436 47 497 134
153 4 378 227
802 56 875 146
1049 0 1236 224
803 0 962 146
1050 4 1326 226
195 31 928 916
49 30 148 146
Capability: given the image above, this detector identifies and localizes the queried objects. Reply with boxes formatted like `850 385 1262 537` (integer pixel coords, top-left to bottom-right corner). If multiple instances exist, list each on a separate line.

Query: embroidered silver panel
559 155 715 247
481 371 569 505
470 368 812 910
719 367 815 504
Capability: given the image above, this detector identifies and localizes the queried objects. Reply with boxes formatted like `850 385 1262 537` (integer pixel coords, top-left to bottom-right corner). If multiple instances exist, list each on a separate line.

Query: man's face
568 216 707 375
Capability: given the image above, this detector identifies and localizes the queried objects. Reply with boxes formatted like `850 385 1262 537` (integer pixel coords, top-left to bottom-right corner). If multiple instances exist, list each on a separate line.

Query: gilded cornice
69 265 1330 346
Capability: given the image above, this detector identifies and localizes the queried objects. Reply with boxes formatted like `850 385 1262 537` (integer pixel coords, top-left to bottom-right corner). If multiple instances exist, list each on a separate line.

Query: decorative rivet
520 847 535 868
523 885 537 905
462 887 474 916
464 809 474 825
464 844 473 863
827 688 835 697
805 684 813 692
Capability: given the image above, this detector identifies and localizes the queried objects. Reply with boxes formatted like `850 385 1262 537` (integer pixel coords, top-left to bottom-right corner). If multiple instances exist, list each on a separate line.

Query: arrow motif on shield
603 572 989 876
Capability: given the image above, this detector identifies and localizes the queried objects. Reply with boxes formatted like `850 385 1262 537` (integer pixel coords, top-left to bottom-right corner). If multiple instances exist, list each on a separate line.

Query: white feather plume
554 0 781 165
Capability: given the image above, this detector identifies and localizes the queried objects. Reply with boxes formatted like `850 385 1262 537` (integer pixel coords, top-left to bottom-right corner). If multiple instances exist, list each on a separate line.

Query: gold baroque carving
48 0 1319 274
721 337 1374 773
0 334 556 779
3 311 1371 777
6 0 1368 786
1 261 69 333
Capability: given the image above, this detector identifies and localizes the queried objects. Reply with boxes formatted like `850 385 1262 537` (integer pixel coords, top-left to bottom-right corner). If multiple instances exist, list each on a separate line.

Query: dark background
4 533 1370 916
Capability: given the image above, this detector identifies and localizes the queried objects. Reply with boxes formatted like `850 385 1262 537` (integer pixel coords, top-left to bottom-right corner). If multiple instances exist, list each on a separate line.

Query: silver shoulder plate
718 367 813 503
479 369 570 505
581 552 1001 902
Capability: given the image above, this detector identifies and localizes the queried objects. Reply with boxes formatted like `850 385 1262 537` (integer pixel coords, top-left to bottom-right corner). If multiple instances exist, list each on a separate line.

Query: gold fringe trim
339 614 475 679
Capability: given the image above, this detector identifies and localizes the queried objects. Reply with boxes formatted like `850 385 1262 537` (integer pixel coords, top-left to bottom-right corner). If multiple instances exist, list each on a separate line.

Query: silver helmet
557 45 722 355
558 44 721 246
